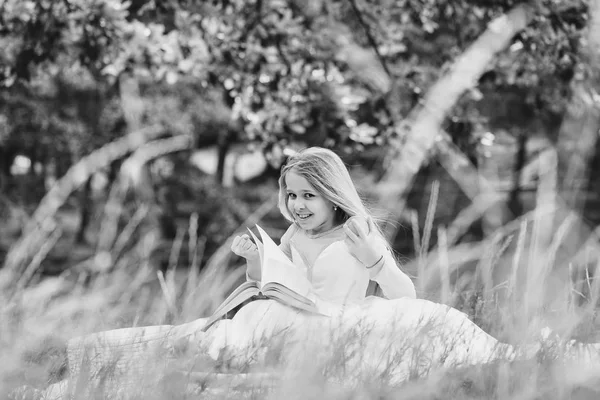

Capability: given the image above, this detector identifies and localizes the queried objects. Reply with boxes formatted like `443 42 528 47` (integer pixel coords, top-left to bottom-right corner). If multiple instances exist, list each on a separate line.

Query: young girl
42 147 600 398
231 146 416 304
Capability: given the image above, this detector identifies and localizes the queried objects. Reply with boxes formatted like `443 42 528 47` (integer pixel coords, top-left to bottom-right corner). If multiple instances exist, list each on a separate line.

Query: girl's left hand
343 217 381 267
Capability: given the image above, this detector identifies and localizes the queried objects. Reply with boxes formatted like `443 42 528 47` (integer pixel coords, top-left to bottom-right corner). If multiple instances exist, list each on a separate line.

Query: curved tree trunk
1 125 165 292
76 177 92 243
119 73 160 236
0 146 15 193
508 132 527 217
433 130 510 243
553 0 600 250
216 129 232 185
551 0 600 301
427 0 600 316
107 159 121 195
376 4 535 238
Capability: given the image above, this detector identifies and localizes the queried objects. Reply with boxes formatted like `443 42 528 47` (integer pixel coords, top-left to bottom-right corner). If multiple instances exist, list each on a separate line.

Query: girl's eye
287 193 296 199
304 193 314 199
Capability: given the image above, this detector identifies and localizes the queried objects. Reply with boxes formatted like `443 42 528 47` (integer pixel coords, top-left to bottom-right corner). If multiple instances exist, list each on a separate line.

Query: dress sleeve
368 238 416 299
278 223 297 260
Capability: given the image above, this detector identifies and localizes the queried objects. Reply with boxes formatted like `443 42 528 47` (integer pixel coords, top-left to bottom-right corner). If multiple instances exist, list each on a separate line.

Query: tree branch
376 3 536 237
556 0 600 211
0 125 166 289
347 0 391 77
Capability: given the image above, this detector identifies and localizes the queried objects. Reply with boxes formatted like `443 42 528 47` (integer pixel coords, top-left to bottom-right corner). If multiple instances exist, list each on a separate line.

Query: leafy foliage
3 3 600 396
0 0 596 275
0 0 592 162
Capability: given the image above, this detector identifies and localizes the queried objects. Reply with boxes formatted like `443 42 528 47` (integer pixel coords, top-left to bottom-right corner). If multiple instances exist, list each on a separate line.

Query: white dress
43 226 598 398
191 229 515 383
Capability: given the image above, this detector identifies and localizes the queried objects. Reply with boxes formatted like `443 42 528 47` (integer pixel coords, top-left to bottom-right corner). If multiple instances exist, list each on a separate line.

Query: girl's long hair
278 147 389 245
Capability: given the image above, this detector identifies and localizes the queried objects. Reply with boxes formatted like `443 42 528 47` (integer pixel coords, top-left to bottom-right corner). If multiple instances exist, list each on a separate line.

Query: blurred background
2 0 600 397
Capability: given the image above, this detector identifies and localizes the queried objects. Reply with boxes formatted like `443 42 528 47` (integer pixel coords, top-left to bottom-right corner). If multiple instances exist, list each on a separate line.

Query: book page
262 283 336 317
203 281 260 331
262 283 315 307
247 227 265 267
256 225 313 297
212 281 259 315
251 225 315 300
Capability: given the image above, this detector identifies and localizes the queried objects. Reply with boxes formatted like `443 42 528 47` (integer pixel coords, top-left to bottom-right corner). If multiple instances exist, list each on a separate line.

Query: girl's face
285 170 337 235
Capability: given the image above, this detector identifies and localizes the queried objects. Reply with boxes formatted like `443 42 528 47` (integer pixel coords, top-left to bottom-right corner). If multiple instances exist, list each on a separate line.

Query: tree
0 0 596 277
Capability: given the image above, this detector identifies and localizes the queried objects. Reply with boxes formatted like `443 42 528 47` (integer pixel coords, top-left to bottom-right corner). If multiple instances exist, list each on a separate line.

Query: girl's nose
294 200 306 210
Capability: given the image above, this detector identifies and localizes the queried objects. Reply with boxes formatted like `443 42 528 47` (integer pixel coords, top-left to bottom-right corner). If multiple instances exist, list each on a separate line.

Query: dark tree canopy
0 0 589 161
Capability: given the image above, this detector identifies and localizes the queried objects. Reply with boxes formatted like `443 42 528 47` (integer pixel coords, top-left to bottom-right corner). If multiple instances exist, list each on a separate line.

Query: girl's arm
231 234 261 281
368 245 416 299
245 256 261 281
343 217 416 299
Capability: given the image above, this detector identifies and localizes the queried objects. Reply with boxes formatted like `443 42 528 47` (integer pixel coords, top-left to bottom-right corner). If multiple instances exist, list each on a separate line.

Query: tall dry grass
2 136 600 399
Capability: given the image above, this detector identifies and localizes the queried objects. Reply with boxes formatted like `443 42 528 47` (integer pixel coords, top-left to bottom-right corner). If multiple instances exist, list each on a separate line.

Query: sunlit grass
2 143 600 399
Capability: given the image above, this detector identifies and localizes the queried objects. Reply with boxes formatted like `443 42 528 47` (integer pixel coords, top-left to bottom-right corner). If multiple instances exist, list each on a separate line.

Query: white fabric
280 223 416 301
47 237 600 398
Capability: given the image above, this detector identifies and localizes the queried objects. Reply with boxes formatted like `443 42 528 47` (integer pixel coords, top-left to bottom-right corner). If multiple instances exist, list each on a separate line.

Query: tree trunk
216 130 231 185
376 4 535 237
556 0 600 208
556 92 600 211
107 159 121 195
549 0 600 286
76 177 92 243
434 131 494 200
55 152 70 179
28 147 37 177
0 146 15 192
1 125 165 288
508 132 527 217
433 131 510 243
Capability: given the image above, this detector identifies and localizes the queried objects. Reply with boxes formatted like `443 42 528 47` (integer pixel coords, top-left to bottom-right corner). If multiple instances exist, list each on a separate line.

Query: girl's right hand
231 234 259 261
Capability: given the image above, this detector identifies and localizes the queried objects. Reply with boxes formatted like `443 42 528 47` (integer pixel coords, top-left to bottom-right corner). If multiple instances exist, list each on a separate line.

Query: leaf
165 70 179 85
289 123 306 134
350 123 379 144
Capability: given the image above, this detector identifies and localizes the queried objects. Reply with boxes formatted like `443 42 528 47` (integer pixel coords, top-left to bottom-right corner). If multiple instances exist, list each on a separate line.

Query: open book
202 225 329 331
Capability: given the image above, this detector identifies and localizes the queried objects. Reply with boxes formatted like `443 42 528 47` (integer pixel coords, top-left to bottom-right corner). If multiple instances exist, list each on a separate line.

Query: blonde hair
278 147 388 243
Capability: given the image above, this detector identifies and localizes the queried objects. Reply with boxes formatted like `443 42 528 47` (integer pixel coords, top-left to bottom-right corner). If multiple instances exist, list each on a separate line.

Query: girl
42 147 599 398
231 146 416 304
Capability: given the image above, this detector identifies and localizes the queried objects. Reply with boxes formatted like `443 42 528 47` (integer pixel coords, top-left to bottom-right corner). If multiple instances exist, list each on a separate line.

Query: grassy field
2 155 600 399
